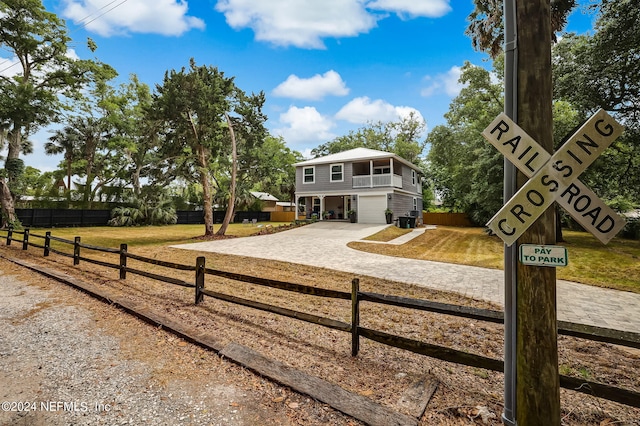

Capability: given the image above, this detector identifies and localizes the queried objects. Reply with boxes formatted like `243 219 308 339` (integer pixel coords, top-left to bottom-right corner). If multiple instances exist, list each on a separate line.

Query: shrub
109 195 177 227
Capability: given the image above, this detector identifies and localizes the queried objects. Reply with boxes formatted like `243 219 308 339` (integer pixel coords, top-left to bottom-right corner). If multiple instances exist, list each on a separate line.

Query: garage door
358 195 387 224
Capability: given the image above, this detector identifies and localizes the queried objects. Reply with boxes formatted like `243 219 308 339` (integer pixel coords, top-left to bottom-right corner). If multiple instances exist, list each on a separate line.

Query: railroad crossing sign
483 109 625 246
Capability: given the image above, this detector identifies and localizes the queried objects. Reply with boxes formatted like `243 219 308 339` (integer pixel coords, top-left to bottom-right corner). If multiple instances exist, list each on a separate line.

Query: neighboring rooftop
250 191 279 202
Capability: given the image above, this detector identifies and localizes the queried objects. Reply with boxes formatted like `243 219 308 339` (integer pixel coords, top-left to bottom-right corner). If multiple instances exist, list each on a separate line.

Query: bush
109 196 177 227
620 217 640 240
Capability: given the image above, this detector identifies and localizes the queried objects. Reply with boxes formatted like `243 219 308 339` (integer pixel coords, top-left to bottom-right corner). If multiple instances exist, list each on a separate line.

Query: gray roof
294 147 421 171
250 191 279 202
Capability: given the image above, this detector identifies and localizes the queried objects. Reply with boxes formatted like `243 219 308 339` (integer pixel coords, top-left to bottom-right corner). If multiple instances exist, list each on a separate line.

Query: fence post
22 228 29 250
351 277 360 357
44 231 51 256
73 236 80 265
119 244 127 279
195 256 205 304
6 225 12 246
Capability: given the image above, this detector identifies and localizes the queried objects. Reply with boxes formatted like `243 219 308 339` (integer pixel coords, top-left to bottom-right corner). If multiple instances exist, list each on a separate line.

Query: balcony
352 174 402 188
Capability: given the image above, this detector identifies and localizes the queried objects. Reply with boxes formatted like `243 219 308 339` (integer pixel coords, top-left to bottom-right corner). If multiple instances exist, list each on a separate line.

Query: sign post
483 109 624 425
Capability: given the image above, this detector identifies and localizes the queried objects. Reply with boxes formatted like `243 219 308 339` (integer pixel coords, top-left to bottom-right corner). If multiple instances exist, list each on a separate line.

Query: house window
303 166 315 184
413 197 418 211
374 166 391 175
411 170 416 185
330 163 343 182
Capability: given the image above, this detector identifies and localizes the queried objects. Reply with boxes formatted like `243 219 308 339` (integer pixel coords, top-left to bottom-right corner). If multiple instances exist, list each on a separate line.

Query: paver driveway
174 222 640 333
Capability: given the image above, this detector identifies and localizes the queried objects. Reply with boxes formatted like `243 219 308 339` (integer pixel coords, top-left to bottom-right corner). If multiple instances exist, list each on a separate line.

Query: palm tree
46 116 106 207
46 125 80 195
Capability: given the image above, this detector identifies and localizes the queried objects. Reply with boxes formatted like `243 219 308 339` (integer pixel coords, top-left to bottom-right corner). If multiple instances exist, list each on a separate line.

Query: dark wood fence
15 209 272 227
4 227 640 409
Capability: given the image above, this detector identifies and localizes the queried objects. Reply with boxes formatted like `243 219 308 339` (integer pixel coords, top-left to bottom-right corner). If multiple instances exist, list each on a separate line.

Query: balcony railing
352 174 402 188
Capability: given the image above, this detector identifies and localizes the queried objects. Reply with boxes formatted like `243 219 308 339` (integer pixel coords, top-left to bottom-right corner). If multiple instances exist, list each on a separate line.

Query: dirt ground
1 240 639 425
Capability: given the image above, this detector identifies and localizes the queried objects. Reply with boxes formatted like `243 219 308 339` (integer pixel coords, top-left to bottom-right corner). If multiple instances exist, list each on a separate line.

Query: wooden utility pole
515 0 560 423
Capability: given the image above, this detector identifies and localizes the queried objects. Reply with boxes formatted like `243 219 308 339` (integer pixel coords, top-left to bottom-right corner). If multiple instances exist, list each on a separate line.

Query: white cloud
272 106 337 146
421 65 465 98
62 0 205 37
335 96 423 124
214 0 452 49
0 56 21 77
216 0 377 49
272 70 349 100
367 0 451 18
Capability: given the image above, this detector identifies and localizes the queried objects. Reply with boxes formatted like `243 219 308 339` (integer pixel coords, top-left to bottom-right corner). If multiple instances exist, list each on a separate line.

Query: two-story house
294 147 423 224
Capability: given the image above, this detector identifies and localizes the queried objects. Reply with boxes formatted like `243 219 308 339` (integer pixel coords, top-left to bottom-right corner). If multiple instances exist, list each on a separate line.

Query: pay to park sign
483 109 626 248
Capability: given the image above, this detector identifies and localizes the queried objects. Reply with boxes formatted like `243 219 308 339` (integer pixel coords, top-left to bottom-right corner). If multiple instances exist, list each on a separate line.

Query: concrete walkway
173 222 640 333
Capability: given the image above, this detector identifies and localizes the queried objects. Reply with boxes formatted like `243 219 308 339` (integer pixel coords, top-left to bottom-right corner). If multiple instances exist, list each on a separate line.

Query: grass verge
17 222 640 293
348 226 640 294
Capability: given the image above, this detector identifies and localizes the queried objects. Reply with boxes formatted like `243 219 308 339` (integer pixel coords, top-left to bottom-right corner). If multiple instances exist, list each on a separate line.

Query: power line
74 0 130 33
0 0 131 75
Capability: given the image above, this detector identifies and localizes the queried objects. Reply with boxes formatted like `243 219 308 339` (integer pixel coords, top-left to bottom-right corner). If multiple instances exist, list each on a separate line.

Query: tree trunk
2 124 22 225
0 178 16 228
66 155 72 196
84 173 95 209
7 123 22 181
555 205 564 242
516 0 561 424
217 114 237 236
132 165 142 196
197 144 215 236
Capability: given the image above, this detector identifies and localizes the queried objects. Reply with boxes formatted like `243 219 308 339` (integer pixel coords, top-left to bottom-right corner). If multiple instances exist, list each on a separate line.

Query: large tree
311 112 427 165
152 59 266 237
0 0 114 225
426 60 505 224
553 0 640 205
102 75 162 196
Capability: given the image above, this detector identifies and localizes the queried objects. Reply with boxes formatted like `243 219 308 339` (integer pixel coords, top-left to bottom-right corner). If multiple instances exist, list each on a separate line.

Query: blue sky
4 0 595 172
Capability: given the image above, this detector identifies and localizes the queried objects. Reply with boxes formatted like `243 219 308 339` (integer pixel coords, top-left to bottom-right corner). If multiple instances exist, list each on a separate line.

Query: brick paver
174 222 640 333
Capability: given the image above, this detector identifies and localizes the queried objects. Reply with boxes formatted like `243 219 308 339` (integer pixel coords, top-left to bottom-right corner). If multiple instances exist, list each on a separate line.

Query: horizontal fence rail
2 226 639 409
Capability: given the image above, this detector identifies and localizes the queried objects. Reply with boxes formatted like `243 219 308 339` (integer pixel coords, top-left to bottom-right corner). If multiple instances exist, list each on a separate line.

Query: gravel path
0 269 349 426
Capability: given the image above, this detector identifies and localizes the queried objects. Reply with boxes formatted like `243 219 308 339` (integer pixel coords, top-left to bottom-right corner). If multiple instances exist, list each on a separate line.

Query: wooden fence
423 212 474 227
3 226 640 409
269 211 296 222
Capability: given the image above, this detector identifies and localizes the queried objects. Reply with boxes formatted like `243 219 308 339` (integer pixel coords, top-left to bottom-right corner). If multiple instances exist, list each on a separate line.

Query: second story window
330 163 344 182
303 166 315 184
412 170 416 185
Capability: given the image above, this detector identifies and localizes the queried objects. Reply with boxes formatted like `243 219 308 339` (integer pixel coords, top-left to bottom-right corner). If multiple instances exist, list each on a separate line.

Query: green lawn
11 223 640 294
349 226 640 294
23 222 291 248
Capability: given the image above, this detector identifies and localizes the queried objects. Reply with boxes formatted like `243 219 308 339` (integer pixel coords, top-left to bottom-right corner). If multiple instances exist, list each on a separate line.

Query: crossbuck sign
483 109 625 247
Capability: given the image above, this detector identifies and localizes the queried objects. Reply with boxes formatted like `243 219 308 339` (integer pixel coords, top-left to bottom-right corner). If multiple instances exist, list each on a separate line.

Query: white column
369 160 374 187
